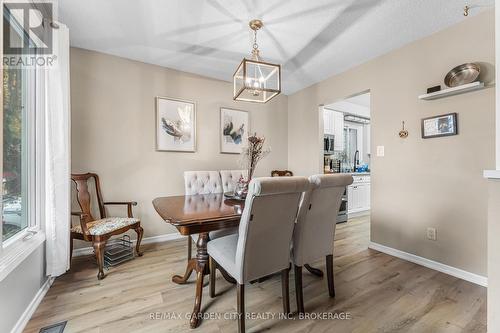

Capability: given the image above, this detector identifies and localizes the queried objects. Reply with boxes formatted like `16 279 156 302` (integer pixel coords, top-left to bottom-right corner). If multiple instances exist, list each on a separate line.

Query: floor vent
39 321 67 333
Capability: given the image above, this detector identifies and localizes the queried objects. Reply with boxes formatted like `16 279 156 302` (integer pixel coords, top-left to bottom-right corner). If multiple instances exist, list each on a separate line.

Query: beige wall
288 10 495 276
70 48 288 246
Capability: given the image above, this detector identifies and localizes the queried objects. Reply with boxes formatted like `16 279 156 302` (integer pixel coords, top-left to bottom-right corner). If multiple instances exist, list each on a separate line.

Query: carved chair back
71 173 106 224
271 170 294 177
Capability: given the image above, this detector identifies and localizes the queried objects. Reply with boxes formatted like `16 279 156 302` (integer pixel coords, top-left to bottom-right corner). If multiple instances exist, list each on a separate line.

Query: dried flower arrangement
236 133 271 197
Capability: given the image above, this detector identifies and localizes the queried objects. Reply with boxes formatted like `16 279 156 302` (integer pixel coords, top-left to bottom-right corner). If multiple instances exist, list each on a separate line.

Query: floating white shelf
418 81 485 100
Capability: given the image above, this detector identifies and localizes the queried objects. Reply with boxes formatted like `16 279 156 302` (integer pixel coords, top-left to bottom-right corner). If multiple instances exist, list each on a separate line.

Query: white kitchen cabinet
347 185 353 211
323 108 334 135
332 110 344 151
365 124 371 155
365 183 371 210
348 175 370 214
323 109 344 151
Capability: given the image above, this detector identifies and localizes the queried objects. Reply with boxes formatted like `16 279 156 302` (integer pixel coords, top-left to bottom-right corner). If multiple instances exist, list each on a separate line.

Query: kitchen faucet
353 150 359 172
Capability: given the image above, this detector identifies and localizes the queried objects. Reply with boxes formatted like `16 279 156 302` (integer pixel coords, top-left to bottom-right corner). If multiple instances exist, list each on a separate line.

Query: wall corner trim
10 276 54 333
484 169 500 179
369 242 488 287
72 232 186 257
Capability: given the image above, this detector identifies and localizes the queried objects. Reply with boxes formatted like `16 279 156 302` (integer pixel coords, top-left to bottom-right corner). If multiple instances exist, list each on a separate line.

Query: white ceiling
326 92 371 118
345 93 370 108
59 0 494 95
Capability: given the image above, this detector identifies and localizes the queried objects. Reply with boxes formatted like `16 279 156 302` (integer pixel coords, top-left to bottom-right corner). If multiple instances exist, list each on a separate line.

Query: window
2 65 30 241
0 0 47 282
343 122 364 169
1 9 37 246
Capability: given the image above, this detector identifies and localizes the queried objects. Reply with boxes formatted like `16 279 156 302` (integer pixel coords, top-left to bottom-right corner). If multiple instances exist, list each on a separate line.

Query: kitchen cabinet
365 124 371 155
323 108 334 135
348 175 370 214
332 111 344 151
323 108 344 150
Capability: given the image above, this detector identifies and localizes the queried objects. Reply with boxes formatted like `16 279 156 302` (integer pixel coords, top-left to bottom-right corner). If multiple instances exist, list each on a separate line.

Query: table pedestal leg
190 232 209 329
172 259 196 284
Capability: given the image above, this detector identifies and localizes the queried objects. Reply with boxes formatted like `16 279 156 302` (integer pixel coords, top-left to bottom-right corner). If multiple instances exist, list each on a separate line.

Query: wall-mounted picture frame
421 113 458 139
220 107 249 154
156 96 196 152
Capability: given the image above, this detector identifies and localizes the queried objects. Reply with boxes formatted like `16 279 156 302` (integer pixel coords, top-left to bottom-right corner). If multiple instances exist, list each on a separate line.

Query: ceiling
59 0 493 95
345 93 370 108
326 92 371 118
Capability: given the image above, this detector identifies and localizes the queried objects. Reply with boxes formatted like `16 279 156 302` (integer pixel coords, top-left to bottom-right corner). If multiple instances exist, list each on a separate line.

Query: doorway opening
321 91 371 225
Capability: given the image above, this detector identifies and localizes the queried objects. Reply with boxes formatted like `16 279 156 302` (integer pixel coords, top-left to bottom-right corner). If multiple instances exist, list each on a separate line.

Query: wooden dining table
152 193 244 329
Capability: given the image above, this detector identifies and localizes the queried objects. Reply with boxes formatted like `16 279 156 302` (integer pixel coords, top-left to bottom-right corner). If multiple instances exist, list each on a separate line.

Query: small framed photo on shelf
421 113 458 139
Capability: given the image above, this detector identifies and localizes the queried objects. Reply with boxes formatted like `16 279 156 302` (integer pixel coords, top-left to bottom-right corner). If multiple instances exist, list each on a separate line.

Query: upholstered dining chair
71 173 144 280
220 169 248 193
184 171 223 195
292 174 353 313
207 176 310 333
183 171 227 263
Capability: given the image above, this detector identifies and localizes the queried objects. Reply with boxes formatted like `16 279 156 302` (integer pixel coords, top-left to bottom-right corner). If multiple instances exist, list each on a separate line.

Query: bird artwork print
223 118 245 144
161 106 192 143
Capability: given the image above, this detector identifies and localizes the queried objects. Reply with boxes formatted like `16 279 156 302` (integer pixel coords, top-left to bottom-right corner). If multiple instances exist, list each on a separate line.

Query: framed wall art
156 97 196 152
421 113 458 139
220 107 249 154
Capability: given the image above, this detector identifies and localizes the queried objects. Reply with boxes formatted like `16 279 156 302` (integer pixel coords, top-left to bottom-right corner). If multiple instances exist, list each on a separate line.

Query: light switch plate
376 146 385 157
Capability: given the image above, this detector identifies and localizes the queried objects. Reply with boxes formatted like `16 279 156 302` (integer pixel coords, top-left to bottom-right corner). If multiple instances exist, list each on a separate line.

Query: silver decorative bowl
444 63 480 87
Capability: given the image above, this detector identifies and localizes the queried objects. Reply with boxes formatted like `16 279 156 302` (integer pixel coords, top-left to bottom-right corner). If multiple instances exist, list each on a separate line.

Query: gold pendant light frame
233 19 282 103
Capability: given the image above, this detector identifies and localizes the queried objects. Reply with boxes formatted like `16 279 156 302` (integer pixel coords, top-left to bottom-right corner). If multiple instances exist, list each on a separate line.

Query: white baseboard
72 233 186 257
369 242 488 287
10 276 55 333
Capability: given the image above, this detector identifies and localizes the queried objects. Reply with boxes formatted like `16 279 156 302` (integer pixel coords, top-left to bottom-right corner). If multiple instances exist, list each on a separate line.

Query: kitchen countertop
324 171 371 176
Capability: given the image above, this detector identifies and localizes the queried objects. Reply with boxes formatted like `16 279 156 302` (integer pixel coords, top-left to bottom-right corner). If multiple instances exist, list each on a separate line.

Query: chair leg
135 225 144 256
209 257 216 298
281 268 290 314
187 237 192 260
294 265 305 314
326 254 335 297
237 283 245 333
93 239 107 280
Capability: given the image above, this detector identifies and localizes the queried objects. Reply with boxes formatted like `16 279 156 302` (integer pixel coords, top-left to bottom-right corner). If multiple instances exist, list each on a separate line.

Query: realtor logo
2 1 56 67
3 1 53 54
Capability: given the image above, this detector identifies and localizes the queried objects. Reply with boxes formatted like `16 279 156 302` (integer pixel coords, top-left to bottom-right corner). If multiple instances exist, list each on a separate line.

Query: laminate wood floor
24 216 486 333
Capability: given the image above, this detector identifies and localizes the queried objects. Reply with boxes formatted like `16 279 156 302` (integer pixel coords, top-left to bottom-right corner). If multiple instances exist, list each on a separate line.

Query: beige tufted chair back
235 176 310 283
184 171 223 195
220 170 248 193
292 174 353 266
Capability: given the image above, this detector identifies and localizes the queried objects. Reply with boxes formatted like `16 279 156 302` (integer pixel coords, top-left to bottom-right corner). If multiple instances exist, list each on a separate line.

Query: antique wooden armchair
71 173 144 280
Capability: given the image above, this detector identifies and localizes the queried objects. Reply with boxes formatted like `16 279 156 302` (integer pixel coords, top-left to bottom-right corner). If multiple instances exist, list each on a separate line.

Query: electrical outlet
427 227 437 241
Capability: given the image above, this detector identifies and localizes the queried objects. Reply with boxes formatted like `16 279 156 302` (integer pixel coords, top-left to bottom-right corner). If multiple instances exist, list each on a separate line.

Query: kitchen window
344 122 364 168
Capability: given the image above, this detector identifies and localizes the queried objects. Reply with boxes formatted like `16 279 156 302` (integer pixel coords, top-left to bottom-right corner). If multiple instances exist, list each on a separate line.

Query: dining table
152 193 244 328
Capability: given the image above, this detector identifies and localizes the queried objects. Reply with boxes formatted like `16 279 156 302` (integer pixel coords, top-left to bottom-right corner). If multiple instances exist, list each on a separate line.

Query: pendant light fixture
233 19 281 103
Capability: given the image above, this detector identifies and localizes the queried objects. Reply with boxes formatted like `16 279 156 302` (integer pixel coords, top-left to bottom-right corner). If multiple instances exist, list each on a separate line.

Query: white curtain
45 24 71 277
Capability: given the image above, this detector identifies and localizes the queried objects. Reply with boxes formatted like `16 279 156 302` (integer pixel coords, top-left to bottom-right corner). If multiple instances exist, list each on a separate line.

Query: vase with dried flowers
235 133 271 199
